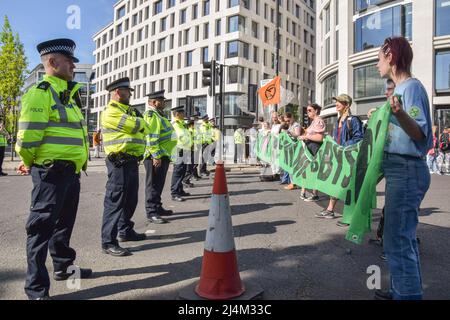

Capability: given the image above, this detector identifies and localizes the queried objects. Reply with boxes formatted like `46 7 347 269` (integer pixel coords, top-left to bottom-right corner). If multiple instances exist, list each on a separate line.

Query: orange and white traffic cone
179 161 263 300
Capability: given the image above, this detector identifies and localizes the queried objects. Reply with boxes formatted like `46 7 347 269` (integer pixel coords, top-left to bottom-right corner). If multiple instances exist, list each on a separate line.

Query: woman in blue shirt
375 37 433 300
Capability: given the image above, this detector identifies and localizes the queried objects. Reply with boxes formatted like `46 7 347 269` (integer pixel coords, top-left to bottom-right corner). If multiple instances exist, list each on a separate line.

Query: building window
215 19 221 36
201 47 209 63
154 0 163 15
436 51 450 93
117 6 126 19
335 30 339 61
192 4 198 20
226 40 249 59
355 0 394 13
323 73 338 107
228 0 239 8
158 38 166 53
215 43 221 61
180 8 187 24
436 0 450 36
325 37 330 65
227 15 245 33
203 0 210 16
167 0 175 9
186 51 193 67
251 21 259 39
354 4 412 53
161 16 167 32
204 22 209 39
353 63 385 99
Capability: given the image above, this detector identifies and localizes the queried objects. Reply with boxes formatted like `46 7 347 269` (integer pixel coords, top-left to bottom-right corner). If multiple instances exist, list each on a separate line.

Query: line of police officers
15 38 218 300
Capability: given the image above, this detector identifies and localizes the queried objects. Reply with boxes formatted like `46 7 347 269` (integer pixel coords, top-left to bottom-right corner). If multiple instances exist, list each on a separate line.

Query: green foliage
0 15 28 134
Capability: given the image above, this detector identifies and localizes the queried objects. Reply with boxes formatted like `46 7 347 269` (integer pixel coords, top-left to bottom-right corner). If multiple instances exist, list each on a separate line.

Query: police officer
191 114 203 180
199 115 213 176
16 38 91 300
101 77 150 257
170 106 192 202
182 118 196 187
0 121 9 176
143 90 177 224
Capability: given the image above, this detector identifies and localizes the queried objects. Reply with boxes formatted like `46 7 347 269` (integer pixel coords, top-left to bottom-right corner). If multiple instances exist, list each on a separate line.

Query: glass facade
436 51 450 93
323 73 338 108
354 4 412 53
436 0 450 36
355 0 394 13
353 63 385 99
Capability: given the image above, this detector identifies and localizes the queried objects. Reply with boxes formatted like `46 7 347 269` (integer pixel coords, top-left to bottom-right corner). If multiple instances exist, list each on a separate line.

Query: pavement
0 158 449 300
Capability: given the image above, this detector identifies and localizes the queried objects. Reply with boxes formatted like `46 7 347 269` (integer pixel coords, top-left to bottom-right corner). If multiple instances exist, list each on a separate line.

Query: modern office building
316 0 450 133
23 63 97 132
92 0 316 129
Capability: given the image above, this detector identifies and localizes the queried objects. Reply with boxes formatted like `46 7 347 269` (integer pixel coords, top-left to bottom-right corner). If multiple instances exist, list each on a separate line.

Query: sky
0 0 117 69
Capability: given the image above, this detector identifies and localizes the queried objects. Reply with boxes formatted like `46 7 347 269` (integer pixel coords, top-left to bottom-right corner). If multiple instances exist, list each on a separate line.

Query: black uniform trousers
25 165 80 299
171 149 187 196
200 143 209 174
144 156 170 217
102 158 138 247
0 146 5 173
183 149 195 183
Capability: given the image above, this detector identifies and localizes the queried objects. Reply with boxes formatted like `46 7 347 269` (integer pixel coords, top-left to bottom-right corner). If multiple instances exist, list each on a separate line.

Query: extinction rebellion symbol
265 84 277 100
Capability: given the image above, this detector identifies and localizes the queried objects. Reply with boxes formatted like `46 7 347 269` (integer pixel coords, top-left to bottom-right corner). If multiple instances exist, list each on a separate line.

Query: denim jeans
426 154 439 173
382 153 430 300
281 170 290 184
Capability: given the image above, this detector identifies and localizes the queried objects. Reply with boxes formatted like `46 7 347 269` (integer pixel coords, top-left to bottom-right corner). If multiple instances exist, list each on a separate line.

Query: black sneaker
158 208 173 216
299 193 307 200
102 245 132 257
304 195 320 202
183 182 194 188
53 267 93 281
315 209 335 219
171 195 185 202
374 289 392 300
147 215 168 224
336 220 350 228
118 231 147 242
179 191 191 197
0 172 8 176
33 296 52 300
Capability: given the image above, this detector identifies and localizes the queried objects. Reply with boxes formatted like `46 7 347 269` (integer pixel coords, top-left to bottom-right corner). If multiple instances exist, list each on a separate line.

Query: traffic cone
194 161 244 299
179 161 263 300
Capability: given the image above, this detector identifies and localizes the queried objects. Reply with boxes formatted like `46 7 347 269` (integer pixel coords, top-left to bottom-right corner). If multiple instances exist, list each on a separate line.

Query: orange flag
258 76 281 106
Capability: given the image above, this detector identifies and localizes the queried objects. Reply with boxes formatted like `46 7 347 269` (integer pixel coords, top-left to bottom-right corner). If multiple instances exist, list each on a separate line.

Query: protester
439 128 450 175
93 129 102 158
373 36 432 300
427 126 440 174
298 103 325 202
284 112 301 190
316 94 364 223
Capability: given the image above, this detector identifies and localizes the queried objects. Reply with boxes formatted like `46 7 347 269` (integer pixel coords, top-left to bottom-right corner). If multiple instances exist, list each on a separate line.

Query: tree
0 15 28 158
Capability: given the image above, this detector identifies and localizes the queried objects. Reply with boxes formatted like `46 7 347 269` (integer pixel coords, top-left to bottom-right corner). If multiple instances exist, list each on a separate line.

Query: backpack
346 116 364 139
440 133 450 152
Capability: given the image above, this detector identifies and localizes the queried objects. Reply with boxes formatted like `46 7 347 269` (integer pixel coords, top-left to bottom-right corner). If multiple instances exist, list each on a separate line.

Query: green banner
256 102 391 244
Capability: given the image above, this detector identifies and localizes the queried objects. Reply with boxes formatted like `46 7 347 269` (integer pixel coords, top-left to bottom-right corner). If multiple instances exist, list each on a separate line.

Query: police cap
146 90 166 100
171 105 185 113
37 38 79 63
106 77 134 92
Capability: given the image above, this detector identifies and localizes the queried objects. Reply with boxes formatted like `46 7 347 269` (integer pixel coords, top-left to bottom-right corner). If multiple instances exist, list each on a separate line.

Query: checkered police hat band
40 45 74 55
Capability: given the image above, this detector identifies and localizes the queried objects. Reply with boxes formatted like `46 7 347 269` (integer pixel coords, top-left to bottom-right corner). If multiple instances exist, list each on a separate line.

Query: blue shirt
385 78 432 157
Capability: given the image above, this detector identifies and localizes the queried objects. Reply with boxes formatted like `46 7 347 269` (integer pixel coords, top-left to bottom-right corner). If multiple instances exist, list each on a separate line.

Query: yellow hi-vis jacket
143 107 176 159
172 118 192 150
101 100 150 157
0 127 8 147
200 121 213 145
16 75 89 173
234 129 245 144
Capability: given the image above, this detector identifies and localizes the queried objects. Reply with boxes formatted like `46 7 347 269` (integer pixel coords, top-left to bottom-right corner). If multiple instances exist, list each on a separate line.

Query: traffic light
202 60 216 95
